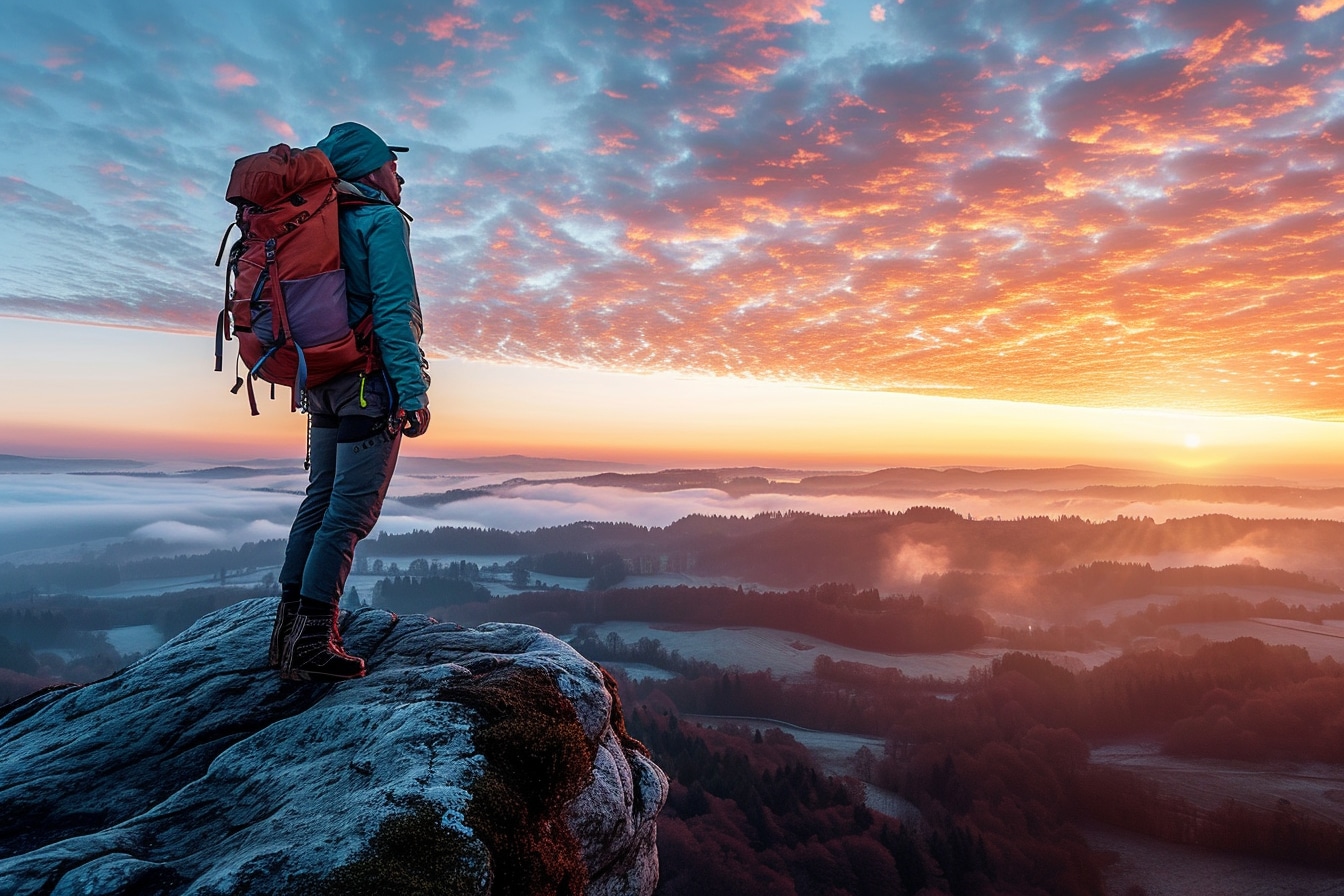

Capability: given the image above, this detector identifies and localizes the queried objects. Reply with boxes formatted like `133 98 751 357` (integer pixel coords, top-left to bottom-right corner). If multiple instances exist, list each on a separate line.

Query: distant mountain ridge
400 463 1337 507
396 454 654 475
0 454 148 474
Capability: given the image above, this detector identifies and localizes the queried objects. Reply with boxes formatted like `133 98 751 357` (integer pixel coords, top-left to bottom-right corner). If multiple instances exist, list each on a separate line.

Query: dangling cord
302 390 312 471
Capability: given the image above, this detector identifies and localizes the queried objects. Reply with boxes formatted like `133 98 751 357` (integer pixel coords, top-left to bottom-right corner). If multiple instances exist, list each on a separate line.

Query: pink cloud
423 11 479 44
3 85 33 107
42 47 79 70
595 127 638 155
213 64 258 91
257 113 296 142
0 176 23 204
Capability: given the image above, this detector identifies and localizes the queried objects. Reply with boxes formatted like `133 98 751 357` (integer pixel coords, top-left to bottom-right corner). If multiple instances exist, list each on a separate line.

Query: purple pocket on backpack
280 269 351 347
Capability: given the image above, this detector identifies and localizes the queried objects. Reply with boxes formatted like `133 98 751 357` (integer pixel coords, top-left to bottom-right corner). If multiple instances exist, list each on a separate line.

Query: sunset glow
0 1 1341 466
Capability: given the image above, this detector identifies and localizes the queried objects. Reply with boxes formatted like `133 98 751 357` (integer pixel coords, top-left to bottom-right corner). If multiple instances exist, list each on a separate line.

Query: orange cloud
705 0 825 34
1298 0 1344 21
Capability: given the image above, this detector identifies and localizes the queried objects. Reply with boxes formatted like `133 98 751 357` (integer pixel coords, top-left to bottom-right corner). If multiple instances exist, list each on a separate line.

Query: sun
1184 433 1202 449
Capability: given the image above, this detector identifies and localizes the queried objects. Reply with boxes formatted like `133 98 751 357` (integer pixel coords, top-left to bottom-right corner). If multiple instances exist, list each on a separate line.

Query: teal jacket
337 182 429 412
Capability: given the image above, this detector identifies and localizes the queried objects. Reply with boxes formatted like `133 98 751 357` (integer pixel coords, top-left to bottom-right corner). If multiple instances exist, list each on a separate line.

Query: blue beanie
316 122 406 180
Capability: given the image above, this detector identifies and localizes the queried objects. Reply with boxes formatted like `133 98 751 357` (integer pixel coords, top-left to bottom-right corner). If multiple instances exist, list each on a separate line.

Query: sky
1 0 1342 474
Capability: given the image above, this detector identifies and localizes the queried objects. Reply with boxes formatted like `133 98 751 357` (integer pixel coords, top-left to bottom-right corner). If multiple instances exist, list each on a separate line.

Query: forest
447 584 984 655
631 710 947 896
4 507 1339 608
362 508 1344 594
0 585 271 702
600 635 1344 895
4 502 1344 893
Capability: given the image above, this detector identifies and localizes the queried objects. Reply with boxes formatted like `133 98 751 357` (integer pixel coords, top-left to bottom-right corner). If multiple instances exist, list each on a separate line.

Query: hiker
270 122 431 681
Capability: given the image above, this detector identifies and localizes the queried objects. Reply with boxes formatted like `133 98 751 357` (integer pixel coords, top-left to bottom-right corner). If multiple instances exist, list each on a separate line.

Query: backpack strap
214 310 228 373
262 238 292 344
258 237 309 411
213 222 239 372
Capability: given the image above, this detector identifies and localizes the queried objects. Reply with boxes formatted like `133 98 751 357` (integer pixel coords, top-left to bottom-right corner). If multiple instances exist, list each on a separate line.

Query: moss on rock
312 796 487 896
438 664 595 896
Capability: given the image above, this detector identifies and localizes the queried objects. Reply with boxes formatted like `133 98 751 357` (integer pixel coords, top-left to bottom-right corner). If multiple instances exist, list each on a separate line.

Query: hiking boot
280 602 366 682
267 591 301 669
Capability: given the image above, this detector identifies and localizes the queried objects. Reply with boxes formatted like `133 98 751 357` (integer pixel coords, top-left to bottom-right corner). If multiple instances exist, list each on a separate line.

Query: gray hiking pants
280 372 401 605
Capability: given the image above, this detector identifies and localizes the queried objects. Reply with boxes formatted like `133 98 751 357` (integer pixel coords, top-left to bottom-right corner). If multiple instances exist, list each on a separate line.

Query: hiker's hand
402 407 431 438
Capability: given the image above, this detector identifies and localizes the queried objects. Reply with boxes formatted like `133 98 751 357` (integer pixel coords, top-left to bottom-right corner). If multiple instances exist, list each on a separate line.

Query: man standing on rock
271 122 431 681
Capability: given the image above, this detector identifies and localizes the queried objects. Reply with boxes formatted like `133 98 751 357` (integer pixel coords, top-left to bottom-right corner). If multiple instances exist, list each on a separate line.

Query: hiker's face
366 159 402 206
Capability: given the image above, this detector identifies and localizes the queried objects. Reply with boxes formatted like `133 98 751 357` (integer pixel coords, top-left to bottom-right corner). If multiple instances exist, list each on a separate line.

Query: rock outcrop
0 599 667 895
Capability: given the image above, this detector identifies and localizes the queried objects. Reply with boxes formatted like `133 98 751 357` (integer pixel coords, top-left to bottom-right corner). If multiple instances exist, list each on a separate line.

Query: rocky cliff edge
0 598 667 896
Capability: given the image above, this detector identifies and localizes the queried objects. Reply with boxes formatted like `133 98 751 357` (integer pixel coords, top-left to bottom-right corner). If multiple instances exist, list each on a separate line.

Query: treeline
1081 768 1344 871
0 586 270 704
1127 593 1344 626
114 540 286 581
933 560 1339 613
991 592 1344 654
363 509 1344 591
372 575 492 616
0 587 268 642
365 521 652 557
0 561 120 594
520 550 624 581
602 633 1344 766
454 584 983 654
11 507 1339 604
0 540 287 596
646 665 904 738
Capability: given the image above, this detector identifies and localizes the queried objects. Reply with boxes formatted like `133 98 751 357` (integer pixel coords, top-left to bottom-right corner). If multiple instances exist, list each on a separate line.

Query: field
1090 741 1344 825
583 620 1122 680
1083 823 1344 896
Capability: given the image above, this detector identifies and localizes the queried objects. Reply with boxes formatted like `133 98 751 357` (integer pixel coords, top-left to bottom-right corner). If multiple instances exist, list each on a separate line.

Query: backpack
213 143 377 414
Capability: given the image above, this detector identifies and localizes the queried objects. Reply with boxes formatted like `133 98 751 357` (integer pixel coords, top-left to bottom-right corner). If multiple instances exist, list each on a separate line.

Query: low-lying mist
4 459 1344 579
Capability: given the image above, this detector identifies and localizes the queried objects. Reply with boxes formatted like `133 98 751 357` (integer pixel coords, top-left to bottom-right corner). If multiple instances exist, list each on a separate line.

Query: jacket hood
317 122 400 181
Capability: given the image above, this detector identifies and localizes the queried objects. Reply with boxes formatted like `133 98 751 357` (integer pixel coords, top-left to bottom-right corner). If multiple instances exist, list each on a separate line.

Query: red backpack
213 144 376 414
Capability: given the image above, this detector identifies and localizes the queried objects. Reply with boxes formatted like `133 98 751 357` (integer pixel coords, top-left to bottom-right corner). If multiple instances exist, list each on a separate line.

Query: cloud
6 466 1344 573
1297 0 1344 21
1 0 1342 420
213 63 257 91
257 112 297 142
0 470 301 560
131 520 223 545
